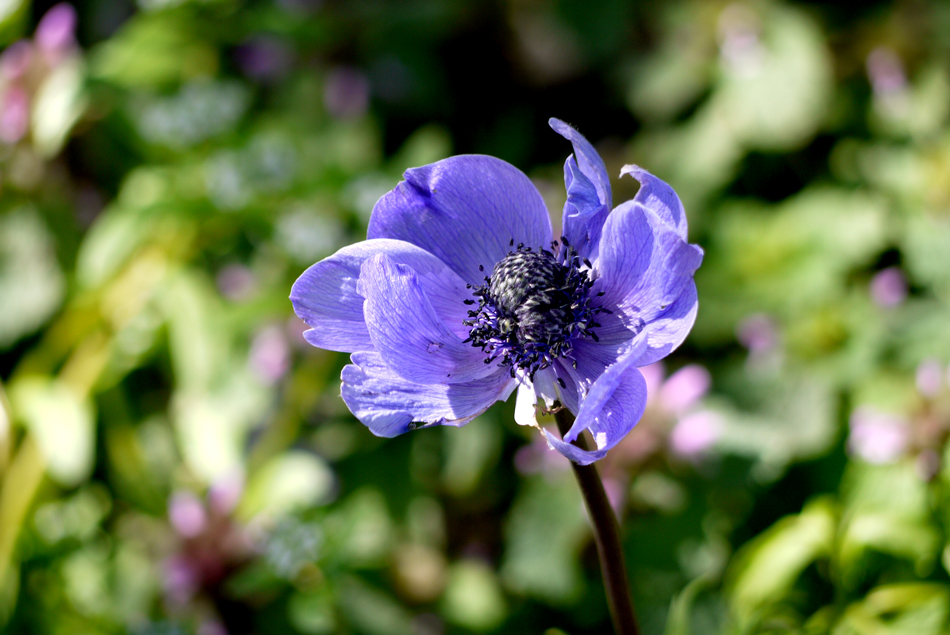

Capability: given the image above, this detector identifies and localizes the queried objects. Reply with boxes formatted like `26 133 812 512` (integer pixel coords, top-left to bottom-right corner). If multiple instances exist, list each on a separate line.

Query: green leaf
726 497 836 628
0 208 65 349
9 376 95 487
441 415 501 496
664 573 715 635
31 57 87 158
838 461 940 588
500 472 587 603
712 372 837 481
89 11 217 89
288 586 337 634
323 488 394 569
0 0 27 46
337 575 415 635
171 372 269 484
442 559 507 632
238 451 335 521
714 3 833 151
833 583 950 635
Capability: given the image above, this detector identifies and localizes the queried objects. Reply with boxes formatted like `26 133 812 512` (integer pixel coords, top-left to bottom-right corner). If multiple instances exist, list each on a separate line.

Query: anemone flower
291 118 702 465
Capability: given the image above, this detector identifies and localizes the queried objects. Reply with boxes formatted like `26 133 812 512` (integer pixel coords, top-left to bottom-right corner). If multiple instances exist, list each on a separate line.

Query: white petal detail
514 381 540 428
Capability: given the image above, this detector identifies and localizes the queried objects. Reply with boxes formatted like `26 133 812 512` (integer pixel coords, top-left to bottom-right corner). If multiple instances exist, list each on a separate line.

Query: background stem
554 407 640 635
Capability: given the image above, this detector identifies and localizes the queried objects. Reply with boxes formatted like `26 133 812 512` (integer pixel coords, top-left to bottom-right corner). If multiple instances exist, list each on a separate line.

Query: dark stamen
464 244 606 379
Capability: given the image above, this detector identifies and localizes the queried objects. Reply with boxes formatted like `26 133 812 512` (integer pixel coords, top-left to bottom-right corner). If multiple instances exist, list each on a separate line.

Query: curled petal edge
543 336 650 465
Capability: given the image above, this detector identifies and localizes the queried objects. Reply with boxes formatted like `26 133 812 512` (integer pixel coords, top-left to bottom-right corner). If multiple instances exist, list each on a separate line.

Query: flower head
291 119 703 464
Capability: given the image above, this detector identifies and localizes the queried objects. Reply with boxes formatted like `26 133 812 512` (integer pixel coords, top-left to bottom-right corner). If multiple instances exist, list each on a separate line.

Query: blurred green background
1 0 950 633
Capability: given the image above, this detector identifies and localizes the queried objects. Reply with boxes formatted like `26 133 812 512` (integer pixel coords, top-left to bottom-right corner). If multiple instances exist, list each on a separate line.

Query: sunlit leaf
838 461 940 587
442 559 507 632
337 575 415 635
324 488 393 568
238 451 335 521
9 376 94 487
833 583 950 635
0 208 65 349
89 11 217 88
31 56 87 158
726 497 836 628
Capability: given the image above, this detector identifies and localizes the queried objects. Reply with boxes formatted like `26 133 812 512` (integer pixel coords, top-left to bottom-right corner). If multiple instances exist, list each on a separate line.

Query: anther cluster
463 238 608 379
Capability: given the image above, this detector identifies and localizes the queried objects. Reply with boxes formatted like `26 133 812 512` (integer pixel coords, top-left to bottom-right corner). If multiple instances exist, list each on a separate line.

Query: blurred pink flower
736 313 779 354
249 324 290 383
234 36 294 82
169 491 208 538
35 3 77 62
514 432 570 475
641 361 711 416
916 359 944 398
216 263 257 300
670 410 723 458
0 86 29 144
867 47 906 96
870 267 907 307
198 622 228 635
163 554 200 605
611 361 717 463
848 407 909 464
208 472 244 516
0 41 33 80
324 67 370 119
659 364 711 417
162 483 254 609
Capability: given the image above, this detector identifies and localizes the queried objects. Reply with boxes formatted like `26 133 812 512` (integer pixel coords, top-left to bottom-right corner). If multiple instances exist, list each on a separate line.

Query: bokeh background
2 0 950 633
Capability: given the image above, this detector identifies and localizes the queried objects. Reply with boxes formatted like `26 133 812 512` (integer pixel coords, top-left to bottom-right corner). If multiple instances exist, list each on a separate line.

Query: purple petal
368 155 553 285
290 239 473 353
549 118 611 207
358 253 496 384
552 359 583 413
342 352 516 437
620 165 688 241
550 119 612 260
560 157 611 261
570 308 636 376
595 199 702 365
633 282 699 367
543 338 649 465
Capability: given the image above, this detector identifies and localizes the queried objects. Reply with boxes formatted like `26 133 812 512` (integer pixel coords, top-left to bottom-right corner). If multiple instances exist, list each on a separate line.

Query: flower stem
554 407 640 635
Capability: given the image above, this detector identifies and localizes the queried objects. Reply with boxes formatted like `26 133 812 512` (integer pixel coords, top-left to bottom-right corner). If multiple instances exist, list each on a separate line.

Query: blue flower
290 118 703 465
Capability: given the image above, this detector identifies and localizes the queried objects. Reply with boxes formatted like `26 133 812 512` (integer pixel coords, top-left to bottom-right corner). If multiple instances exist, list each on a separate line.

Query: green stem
554 407 640 635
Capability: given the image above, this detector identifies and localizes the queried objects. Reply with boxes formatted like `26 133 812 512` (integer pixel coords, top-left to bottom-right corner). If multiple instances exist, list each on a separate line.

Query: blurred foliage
1 0 950 633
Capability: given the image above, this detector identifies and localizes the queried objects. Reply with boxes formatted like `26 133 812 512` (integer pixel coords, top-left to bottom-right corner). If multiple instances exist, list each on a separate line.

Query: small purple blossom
847 407 909 464
870 266 907 307
0 86 29 144
0 41 33 81
324 66 371 120
216 263 257 300
736 313 779 354
169 490 208 538
234 37 294 82
248 324 291 384
916 359 944 398
291 119 703 464
867 47 906 96
670 410 722 458
658 364 711 417
35 3 77 62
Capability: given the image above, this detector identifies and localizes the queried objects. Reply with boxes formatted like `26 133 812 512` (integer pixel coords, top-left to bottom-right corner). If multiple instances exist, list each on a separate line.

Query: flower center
463 240 606 379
